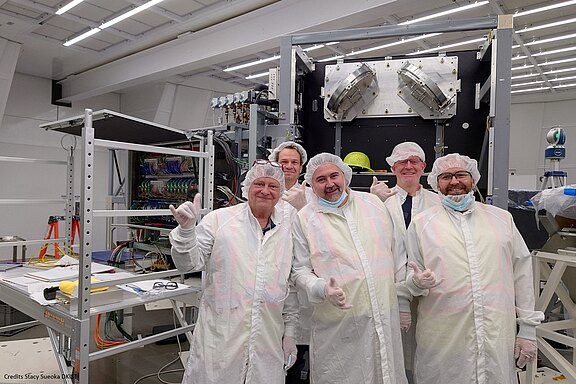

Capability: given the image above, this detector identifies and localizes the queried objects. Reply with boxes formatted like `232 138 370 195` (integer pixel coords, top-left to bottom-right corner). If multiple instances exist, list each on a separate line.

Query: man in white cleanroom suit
168 162 299 384
371 142 440 383
291 152 408 384
268 141 315 384
405 153 544 384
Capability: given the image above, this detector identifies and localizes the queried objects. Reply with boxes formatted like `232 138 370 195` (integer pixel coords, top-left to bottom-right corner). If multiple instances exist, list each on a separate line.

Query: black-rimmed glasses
437 171 472 182
152 281 178 290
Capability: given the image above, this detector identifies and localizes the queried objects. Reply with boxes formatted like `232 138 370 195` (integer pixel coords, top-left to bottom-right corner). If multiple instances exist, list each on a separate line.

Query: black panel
301 51 491 190
51 80 72 108
45 110 188 145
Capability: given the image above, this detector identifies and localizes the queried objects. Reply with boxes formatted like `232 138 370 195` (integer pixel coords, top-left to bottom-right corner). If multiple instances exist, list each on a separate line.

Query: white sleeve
511 223 544 340
291 214 327 304
282 285 300 338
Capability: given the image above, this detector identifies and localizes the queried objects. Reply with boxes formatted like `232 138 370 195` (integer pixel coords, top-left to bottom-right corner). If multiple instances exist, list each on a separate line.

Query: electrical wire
213 133 241 205
94 313 129 349
132 305 188 384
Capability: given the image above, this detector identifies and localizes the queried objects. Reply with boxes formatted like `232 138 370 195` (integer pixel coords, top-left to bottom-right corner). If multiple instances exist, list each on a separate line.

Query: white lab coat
292 190 408 384
384 186 440 371
169 201 299 384
405 201 544 384
284 182 317 345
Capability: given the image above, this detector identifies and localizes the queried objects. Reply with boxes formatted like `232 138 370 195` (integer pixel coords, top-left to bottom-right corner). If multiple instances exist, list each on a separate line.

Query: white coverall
405 202 544 384
285 182 317 346
169 201 299 384
292 190 408 384
384 186 440 371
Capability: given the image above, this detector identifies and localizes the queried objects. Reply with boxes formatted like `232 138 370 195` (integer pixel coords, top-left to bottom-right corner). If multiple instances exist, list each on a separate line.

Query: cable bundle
94 312 132 349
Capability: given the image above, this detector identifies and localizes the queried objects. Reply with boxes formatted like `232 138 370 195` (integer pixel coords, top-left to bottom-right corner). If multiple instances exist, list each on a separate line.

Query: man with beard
291 152 408 384
405 153 544 384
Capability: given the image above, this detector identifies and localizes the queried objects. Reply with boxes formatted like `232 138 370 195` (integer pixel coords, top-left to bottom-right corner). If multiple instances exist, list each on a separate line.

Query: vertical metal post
434 121 444 160
248 104 259 165
105 150 114 249
66 149 74 251
75 108 94 383
489 15 513 209
334 123 342 157
205 130 215 212
279 35 295 133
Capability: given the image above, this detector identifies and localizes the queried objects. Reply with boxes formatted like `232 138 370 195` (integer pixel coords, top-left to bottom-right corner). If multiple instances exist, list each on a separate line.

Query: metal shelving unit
0 109 215 383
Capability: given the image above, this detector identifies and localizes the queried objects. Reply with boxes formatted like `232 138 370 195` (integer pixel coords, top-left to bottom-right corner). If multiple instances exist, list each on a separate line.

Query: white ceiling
1 0 576 102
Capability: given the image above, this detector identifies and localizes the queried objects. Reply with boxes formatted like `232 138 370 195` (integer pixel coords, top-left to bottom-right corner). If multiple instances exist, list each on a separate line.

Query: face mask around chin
441 191 475 211
319 189 348 209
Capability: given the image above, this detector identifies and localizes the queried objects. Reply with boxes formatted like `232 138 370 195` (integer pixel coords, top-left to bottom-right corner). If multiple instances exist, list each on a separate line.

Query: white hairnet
386 142 426 166
268 141 308 164
241 162 285 198
304 153 352 187
427 153 481 192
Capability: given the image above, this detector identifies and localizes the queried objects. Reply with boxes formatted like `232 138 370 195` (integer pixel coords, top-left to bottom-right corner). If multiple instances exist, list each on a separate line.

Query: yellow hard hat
343 152 373 172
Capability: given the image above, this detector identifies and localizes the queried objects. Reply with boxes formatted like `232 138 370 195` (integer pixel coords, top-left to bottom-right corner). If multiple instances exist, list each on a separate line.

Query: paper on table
2 276 56 294
25 263 115 282
92 271 135 282
118 279 189 295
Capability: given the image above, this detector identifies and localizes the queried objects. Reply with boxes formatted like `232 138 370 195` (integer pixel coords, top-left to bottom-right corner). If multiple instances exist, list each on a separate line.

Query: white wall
510 99 576 188
0 73 121 259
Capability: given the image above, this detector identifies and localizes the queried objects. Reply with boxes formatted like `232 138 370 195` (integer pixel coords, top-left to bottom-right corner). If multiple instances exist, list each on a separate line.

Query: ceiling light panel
513 0 576 18
55 0 85 15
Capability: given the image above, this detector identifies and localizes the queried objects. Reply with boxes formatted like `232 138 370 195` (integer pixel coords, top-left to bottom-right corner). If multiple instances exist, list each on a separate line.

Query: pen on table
126 284 145 293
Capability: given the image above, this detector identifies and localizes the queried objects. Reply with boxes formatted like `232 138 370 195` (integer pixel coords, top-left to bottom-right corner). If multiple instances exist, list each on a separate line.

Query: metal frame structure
277 15 513 209
0 109 216 383
530 249 576 383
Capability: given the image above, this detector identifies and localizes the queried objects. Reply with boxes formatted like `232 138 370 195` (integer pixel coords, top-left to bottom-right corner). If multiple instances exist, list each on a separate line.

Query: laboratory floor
0 305 189 384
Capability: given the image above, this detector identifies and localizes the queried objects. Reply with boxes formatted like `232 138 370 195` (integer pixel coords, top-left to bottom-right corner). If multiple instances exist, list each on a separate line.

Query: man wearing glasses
404 153 543 384
291 153 408 384
168 161 298 384
371 142 440 383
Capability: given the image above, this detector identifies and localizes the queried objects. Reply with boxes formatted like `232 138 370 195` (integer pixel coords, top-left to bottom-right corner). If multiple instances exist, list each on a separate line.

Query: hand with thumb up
370 176 397 202
325 277 352 309
408 261 444 289
169 193 202 230
283 182 308 211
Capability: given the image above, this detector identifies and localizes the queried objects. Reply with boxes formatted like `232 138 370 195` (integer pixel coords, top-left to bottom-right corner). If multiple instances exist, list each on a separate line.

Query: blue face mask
441 191 475 211
319 189 348 209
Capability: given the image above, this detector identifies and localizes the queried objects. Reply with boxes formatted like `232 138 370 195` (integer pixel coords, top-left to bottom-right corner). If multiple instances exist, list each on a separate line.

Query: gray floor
0 305 189 384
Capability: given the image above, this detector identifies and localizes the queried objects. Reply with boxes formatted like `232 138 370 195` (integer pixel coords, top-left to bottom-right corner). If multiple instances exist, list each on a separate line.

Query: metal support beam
488 15 513 209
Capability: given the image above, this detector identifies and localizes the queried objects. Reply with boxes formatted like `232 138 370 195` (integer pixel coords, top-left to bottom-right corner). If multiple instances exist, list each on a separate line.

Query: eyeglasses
253 159 283 169
437 171 472 182
152 281 178 290
396 158 423 166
